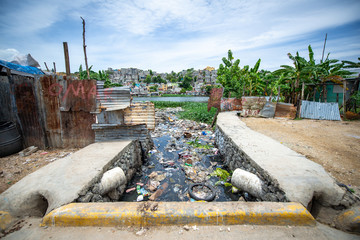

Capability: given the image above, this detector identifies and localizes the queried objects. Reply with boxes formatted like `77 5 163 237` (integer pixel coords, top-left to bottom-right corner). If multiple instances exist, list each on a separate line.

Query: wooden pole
321 33 327 63
343 80 347 113
63 42 71 76
301 82 305 100
44 62 50 72
53 62 56 73
80 17 90 79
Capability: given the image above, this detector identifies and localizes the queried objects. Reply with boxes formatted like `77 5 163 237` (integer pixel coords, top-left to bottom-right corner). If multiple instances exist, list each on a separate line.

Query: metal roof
96 82 131 112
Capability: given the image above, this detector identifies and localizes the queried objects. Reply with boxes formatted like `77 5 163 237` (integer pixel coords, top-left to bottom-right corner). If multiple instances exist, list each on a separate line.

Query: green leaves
217 50 264 98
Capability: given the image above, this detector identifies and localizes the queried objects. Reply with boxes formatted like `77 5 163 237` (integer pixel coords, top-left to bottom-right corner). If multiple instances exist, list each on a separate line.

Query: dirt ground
241 117 360 188
0 148 78 193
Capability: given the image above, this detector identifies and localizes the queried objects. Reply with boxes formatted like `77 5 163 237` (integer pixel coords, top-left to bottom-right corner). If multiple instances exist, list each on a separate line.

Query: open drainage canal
120 109 257 202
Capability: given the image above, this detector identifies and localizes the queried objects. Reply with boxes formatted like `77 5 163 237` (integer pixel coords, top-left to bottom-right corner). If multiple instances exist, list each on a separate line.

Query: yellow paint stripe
0 211 14 231
41 202 315 227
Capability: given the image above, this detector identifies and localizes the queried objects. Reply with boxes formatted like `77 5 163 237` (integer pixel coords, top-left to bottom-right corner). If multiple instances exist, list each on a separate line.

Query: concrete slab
216 112 345 207
41 202 315 227
3 218 359 240
0 141 132 219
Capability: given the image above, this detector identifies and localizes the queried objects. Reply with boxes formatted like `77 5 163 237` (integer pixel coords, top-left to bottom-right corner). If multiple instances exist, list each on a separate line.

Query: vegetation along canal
120 103 257 202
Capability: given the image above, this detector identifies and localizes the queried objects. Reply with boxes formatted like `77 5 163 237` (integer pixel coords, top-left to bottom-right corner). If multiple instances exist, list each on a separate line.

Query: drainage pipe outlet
99 167 126 195
231 168 264 198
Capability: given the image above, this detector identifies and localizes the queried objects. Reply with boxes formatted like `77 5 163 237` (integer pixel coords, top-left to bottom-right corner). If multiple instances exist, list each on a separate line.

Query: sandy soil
0 148 77 193
241 117 360 187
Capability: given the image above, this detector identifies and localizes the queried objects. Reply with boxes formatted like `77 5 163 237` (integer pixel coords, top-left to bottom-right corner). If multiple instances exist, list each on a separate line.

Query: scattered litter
136 195 144 202
40 152 48 155
126 187 136 193
136 227 147 236
192 225 199 231
149 182 168 201
19 146 38 157
183 225 190 231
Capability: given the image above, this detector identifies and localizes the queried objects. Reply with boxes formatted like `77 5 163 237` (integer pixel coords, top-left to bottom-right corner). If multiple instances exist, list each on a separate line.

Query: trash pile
120 108 254 202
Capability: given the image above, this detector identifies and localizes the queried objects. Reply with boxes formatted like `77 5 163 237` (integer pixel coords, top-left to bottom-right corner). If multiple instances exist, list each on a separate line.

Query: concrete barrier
41 202 315 227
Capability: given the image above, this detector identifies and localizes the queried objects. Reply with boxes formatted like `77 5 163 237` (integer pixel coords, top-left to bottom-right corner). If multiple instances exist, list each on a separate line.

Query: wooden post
81 17 90 79
313 88 316 101
343 80 347 113
53 62 56 73
63 42 71 76
301 82 305 100
44 62 50 72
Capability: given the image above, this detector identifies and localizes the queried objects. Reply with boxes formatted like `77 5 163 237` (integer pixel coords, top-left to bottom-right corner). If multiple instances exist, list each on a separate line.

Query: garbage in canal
188 183 216 201
120 108 257 202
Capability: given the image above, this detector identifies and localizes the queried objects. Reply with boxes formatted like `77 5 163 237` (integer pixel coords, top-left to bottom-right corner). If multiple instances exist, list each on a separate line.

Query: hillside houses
107 67 218 95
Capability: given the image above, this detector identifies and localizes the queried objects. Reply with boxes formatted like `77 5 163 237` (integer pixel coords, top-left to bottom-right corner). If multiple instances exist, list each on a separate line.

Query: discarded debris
136 227 147 236
18 146 38 157
149 182 168 201
183 225 191 231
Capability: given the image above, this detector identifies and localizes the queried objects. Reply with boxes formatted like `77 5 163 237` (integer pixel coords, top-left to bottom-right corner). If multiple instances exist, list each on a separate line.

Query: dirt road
0 148 77 193
241 118 360 187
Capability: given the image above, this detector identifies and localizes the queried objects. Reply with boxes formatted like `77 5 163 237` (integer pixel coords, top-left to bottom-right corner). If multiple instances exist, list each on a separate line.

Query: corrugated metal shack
92 82 154 153
1 61 155 151
0 60 97 149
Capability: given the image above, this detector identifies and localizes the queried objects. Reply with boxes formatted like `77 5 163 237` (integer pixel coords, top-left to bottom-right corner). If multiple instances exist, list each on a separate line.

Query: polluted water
120 107 256 202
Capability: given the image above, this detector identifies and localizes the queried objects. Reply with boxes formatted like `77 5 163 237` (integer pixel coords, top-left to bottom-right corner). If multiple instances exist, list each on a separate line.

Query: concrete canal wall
215 112 346 209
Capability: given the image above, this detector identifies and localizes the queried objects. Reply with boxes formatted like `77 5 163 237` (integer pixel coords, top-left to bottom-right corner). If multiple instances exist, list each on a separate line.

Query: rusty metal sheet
259 102 276 118
40 75 62 147
274 102 297 119
0 76 12 122
61 110 95 148
96 82 130 112
124 102 155 130
207 88 223 111
92 124 149 142
97 110 124 124
241 97 267 117
300 100 341 121
13 75 46 148
59 79 97 112
220 98 242 111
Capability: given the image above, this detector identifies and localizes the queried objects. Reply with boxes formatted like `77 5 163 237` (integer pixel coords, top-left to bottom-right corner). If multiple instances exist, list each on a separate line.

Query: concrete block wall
215 126 287 202
76 140 142 202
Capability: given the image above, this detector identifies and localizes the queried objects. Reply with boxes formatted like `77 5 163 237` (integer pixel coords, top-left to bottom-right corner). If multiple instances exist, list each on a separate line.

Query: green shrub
151 101 217 124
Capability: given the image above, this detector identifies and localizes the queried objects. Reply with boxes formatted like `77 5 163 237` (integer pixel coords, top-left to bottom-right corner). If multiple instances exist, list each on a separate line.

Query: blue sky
0 0 359 73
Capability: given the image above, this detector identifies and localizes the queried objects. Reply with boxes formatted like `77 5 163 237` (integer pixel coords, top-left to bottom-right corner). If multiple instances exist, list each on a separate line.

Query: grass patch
152 101 217 124
161 94 188 97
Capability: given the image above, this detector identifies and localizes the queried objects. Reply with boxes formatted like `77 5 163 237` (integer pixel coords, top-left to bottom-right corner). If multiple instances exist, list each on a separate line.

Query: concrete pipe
99 167 126 195
231 168 264 198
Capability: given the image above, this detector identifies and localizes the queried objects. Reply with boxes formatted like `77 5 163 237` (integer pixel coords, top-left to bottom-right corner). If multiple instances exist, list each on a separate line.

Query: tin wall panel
124 102 155 130
61 110 95 148
40 75 62 147
300 100 341 121
13 75 46 148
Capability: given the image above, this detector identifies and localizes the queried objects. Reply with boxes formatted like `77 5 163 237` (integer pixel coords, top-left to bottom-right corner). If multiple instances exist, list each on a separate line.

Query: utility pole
80 16 90 79
321 33 327 63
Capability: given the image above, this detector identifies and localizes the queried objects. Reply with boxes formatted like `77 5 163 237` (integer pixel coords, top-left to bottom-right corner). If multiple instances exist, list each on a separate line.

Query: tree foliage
217 50 263 98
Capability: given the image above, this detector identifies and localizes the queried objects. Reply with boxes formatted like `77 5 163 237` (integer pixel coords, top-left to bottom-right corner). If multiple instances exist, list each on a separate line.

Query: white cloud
0 48 20 61
1 0 359 73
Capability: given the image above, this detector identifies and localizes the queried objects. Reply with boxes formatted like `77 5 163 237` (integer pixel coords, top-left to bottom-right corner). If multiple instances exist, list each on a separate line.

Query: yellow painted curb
41 202 315 227
0 211 14 231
